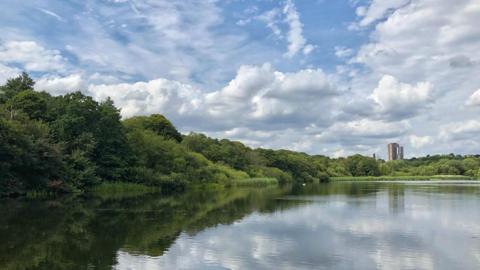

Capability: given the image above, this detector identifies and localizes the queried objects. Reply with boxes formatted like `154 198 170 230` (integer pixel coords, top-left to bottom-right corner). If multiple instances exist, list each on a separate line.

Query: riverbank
3 177 282 199
331 175 477 181
235 177 279 187
91 178 279 199
91 182 162 199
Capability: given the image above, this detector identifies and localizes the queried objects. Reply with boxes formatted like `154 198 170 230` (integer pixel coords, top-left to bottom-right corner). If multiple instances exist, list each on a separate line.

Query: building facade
387 143 404 161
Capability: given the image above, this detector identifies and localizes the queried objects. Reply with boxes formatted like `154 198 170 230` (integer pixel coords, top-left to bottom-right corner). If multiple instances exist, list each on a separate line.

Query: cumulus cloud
440 120 480 141
343 0 480 154
409 135 433 149
3 0 480 156
36 74 85 95
317 119 409 145
88 78 202 120
352 0 480 85
466 89 480 106
371 75 433 120
26 63 346 153
0 64 20 84
205 63 339 128
0 41 66 72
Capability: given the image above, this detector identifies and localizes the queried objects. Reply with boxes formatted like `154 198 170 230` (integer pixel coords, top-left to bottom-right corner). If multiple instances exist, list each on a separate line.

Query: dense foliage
0 73 292 196
1 73 480 196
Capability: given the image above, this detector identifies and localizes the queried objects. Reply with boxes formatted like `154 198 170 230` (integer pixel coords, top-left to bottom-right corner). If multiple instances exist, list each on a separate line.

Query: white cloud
0 41 66 72
283 0 315 58
21 0 269 87
0 64 20 84
36 8 65 22
344 0 480 155
2 0 480 156
440 120 480 141
27 63 343 153
317 119 409 144
409 135 433 149
466 89 480 106
354 0 410 27
371 75 433 119
257 8 283 38
334 46 353 58
205 63 339 127
35 74 85 96
352 0 480 86
255 1 315 58
88 78 202 119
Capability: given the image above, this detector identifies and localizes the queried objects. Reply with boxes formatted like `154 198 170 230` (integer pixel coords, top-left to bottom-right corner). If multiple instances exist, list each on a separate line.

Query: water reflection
1 182 480 269
388 188 405 214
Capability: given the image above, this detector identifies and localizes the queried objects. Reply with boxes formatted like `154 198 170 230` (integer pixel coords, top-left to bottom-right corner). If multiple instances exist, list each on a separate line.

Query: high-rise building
388 143 399 161
387 143 404 161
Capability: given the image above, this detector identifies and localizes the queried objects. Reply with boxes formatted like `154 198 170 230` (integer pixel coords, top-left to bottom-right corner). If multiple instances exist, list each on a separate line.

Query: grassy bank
235 177 279 187
331 175 477 181
91 178 279 199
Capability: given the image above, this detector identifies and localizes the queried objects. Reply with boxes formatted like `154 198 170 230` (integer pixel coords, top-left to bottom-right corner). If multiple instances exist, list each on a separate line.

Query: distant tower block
387 143 404 161
373 153 376 160
387 143 399 161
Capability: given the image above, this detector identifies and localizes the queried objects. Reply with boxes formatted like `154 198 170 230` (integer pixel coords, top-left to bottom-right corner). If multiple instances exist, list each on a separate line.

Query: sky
0 0 479 159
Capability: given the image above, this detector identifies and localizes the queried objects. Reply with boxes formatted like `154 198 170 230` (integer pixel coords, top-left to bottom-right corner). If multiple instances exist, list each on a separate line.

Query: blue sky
0 0 366 83
1 0 479 158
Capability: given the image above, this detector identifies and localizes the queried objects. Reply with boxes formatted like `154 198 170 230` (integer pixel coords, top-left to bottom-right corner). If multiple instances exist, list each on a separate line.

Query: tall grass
91 182 161 199
25 190 57 199
235 177 279 187
331 175 476 181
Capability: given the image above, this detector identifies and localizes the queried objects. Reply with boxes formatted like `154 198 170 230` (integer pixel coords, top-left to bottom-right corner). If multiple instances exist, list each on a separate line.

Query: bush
317 172 330 183
247 166 293 183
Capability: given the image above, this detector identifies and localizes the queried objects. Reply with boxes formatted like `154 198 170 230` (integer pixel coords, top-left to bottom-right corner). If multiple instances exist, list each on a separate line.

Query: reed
235 177 279 187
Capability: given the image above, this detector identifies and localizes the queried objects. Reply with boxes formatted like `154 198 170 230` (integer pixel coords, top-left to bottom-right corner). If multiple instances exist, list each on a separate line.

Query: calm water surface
1 181 480 270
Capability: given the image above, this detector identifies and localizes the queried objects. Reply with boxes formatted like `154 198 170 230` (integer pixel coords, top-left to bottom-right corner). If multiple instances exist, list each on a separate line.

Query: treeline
1 73 480 196
325 154 480 178
0 73 331 196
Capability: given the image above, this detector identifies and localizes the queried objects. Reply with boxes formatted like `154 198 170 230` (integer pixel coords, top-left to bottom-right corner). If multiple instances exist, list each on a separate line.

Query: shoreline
331 175 478 181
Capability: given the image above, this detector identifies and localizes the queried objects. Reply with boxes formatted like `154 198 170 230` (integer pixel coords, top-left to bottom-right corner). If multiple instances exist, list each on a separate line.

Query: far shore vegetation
331 175 476 181
2 73 480 197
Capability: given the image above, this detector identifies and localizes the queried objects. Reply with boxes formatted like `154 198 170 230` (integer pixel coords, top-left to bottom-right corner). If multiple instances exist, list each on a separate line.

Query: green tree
0 115 64 195
49 92 131 181
123 114 182 142
0 72 34 102
6 90 50 120
344 155 380 176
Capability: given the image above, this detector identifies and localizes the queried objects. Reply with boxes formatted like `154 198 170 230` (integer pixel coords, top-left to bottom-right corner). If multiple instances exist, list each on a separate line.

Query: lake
1 181 480 270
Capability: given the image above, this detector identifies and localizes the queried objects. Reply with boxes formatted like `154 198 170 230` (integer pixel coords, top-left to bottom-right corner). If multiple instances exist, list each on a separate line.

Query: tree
47 92 131 182
0 72 35 102
0 115 64 195
93 98 132 180
344 155 380 176
6 90 49 120
123 114 182 142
